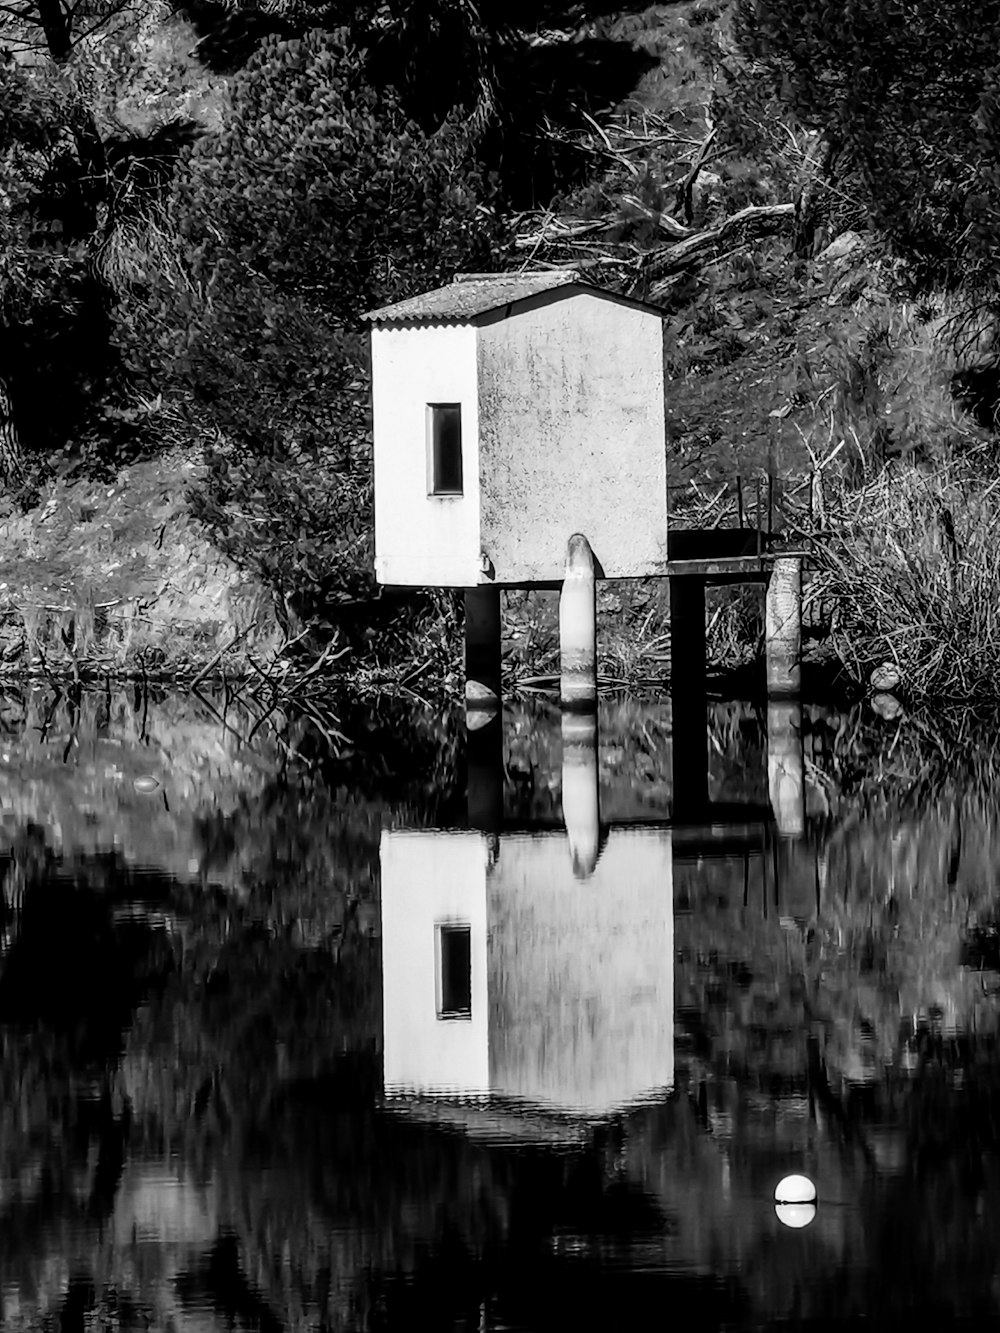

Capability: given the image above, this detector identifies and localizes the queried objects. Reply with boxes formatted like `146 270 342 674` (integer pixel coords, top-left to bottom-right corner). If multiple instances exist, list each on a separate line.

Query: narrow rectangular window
427 403 463 496
436 923 472 1019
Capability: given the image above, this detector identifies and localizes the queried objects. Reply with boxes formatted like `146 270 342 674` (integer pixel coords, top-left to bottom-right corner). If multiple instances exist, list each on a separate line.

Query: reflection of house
381 828 674 1118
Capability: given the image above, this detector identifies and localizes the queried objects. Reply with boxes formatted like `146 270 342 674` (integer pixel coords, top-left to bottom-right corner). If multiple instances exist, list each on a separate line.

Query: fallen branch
644 202 796 287
188 620 257 690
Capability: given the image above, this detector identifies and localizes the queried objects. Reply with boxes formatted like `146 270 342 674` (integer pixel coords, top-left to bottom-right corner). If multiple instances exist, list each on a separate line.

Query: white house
380 826 675 1118
364 271 668 587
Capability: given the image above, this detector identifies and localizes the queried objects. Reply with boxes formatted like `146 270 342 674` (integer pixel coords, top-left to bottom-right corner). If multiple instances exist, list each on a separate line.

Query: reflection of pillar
467 709 503 834
767 701 805 839
560 709 600 879
670 576 707 822
559 535 597 709
766 556 802 697
465 586 501 712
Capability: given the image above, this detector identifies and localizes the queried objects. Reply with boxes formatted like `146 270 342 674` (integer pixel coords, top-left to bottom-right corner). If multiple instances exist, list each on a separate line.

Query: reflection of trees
670 706 1000 1324
0 689 471 1328
11 696 1000 1326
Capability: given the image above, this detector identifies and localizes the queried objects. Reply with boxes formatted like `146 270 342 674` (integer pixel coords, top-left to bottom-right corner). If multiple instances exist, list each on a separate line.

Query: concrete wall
381 831 490 1097
477 291 668 583
487 829 674 1114
371 324 482 586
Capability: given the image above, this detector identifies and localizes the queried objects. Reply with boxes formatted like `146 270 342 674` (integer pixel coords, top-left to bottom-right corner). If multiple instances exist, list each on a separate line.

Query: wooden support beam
467 708 503 834
669 574 708 822
465 585 501 713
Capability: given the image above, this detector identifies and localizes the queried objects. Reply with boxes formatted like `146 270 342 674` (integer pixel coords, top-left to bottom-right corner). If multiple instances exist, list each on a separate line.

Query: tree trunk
35 0 72 60
793 134 839 258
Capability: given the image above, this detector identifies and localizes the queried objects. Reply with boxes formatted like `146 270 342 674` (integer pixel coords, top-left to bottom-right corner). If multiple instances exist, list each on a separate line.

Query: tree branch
643 202 796 287
676 123 717 227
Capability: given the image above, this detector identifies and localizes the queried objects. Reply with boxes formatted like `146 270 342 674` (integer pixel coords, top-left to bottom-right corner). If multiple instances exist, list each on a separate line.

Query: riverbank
1 447 844 698
0 448 283 681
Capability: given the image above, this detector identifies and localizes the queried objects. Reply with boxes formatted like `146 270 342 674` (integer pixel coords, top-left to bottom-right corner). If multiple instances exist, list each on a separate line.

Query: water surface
1 686 998 1330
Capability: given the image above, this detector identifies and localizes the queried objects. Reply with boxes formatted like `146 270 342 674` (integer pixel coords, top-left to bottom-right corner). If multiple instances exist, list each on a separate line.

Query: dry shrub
810 463 1000 700
706 584 762 670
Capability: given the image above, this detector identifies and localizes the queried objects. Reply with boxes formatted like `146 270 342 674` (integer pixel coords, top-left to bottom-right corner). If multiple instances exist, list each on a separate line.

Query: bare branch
676 124 717 227
643 202 796 288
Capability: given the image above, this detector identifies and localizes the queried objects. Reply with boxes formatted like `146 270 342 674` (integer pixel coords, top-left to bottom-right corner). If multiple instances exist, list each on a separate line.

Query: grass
809 462 1000 701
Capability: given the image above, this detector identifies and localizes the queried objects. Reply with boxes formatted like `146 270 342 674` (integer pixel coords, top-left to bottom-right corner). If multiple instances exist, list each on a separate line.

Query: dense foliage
735 0 1000 294
5 0 1000 674
127 28 503 624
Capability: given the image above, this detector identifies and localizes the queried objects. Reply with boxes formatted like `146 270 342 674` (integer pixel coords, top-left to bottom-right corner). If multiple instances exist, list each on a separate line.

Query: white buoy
775 1202 817 1230
774 1174 817 1230
774 1174 816 1204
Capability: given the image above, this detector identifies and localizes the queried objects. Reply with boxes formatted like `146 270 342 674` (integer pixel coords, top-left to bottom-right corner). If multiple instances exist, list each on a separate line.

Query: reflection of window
427 404 463 496
436 923 472 1019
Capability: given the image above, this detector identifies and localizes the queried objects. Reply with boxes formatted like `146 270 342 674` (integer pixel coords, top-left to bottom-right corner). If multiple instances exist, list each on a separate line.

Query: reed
810 462 1000 701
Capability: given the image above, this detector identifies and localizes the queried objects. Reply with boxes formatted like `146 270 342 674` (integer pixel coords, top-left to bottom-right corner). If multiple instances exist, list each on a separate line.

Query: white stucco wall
381 830 490 1097
476 290 668 583
487 828 674 1115
371 324 482 586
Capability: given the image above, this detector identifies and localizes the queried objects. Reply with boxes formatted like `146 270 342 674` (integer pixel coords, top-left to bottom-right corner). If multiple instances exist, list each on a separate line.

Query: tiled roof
362 271 588 324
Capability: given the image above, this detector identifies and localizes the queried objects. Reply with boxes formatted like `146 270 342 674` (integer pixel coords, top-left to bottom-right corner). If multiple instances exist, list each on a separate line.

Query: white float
774 1173 817 1204
775 1202 817 1230
774 1174 817 1229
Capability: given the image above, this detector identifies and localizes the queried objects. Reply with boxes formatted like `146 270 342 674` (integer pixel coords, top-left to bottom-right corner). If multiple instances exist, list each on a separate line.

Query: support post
561 709 600 879
465 585 501 713
467 707 503 835
670 575 708 823
766 556 802 697
767 701 805 840
559 534 597 710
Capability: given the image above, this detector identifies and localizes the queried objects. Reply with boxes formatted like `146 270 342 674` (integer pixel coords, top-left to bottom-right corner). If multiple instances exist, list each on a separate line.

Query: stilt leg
560 535 597 710
766 556 802 697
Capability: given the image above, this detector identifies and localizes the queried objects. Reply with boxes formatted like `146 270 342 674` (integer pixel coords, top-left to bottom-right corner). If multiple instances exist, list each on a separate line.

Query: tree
134 27 504 629
177 0 659 206
0 3 211 489
734 0 1000 294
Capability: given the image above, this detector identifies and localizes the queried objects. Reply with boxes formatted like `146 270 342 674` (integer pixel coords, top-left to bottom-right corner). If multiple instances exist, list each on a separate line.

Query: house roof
362 270 665 324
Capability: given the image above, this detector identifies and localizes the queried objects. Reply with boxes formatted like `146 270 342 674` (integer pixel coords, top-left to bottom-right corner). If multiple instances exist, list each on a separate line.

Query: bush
811 462 1000 700
130 27 505 630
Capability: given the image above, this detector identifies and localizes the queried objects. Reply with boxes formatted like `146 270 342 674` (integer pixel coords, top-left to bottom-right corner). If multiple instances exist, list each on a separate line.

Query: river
0 684 997 1330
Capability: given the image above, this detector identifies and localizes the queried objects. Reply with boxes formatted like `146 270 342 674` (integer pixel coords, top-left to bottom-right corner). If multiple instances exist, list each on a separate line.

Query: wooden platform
482 530 806 589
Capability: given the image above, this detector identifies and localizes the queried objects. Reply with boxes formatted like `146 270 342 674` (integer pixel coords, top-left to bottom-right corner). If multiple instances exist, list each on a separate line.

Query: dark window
427 404 463 495
437 924 472 1019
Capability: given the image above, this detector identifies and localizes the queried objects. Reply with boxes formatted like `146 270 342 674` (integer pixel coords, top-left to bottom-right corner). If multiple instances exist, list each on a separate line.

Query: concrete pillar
465 585 501 713
561 709 600 879
766 556 802 697
559 535 598 709
670 576 708 823
467 708 503 834
767 701 805 840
